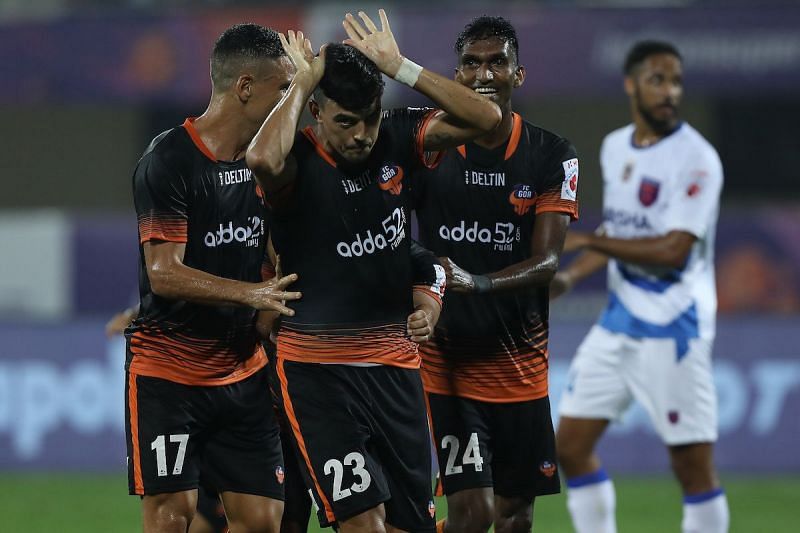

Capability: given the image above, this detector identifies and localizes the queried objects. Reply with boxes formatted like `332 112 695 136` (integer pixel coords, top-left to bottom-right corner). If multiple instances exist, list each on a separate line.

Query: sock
436 518 446 533
682 488 729 533
566 468 617 533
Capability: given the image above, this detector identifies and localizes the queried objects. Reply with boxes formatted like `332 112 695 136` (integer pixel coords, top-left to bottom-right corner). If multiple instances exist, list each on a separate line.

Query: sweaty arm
145 241 300 315
441 212 571 294
246 31 325 198
342 10 502 151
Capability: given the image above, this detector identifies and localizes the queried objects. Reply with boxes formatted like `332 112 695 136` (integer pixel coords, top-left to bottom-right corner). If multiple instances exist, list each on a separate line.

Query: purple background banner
1 317 798 473
2 6 800 105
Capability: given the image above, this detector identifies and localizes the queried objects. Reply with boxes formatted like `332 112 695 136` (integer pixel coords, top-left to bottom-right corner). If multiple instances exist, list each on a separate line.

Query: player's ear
624 76 635 97
235 74 254 103
513 65 526 88
308 99 320 121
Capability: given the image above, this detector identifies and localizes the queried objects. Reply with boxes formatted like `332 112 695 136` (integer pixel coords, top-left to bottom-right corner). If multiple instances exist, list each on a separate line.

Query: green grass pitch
1 474 796 532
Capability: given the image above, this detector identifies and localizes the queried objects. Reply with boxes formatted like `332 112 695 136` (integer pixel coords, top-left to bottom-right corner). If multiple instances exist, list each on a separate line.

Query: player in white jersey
553 41 729 533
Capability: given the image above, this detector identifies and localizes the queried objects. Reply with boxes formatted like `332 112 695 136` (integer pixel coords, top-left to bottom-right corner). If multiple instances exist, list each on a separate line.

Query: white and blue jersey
597 122 723 359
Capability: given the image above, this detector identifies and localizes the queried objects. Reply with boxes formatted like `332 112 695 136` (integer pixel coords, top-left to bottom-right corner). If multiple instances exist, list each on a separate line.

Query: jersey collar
456 112 522 161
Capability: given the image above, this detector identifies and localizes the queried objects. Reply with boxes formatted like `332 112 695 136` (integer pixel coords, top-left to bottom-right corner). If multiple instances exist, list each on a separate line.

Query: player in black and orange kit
125 24 303 533
245 10 501 533
410 17 579 533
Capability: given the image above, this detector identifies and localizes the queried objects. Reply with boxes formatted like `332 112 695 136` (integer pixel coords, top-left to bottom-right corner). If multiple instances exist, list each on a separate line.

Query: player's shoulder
518 116 575 156
601 124 635 150
138 125 194 172
674 123 720 159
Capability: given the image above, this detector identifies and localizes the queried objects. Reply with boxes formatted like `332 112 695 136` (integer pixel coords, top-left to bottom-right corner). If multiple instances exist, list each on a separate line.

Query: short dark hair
211 23 285 89
455 16 519 62
624 40 682 75
316 43 384 112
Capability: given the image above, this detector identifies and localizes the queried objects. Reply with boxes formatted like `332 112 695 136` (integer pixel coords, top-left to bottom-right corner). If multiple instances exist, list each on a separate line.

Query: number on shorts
323 452 372 501
150 434 189 477
441 432 484 475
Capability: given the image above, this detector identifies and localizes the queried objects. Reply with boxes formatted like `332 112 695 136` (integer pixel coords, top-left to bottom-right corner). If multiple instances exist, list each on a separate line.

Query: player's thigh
492 397 560 500
201 367 285 502
220 491 284 532
428 392 493 495
627 337 718 445
278 360 391 527
369 367 435 532
126 372 210 496
558 326 633 420
191 485 225 533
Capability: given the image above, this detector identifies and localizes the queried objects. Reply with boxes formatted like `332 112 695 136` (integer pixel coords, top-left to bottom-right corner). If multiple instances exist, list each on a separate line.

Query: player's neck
473 108 514 150
192 100 252 162
632 115 675 147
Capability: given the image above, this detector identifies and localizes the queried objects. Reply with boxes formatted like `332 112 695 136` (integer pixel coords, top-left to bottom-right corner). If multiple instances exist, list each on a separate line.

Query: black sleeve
535 135 580 219
382 107 438 169
133 152 190 244
410 239 446 303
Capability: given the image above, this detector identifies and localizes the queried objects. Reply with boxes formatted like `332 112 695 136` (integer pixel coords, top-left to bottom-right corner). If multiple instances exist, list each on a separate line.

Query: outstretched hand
278 30 326 86
342 9 403 77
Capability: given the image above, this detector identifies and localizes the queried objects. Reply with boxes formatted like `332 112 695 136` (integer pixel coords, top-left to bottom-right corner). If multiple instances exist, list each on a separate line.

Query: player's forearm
246 73 315 183
482 252 561 292
149 262 260 308
409 65 502 134
560 250 609 288
585 234 686 269
412 290 442 329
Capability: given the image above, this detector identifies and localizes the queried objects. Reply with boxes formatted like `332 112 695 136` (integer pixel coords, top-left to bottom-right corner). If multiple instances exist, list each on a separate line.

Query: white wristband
394 57 423 88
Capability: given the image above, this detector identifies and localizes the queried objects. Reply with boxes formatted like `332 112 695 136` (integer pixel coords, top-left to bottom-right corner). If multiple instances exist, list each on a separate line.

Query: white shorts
558 325 718 445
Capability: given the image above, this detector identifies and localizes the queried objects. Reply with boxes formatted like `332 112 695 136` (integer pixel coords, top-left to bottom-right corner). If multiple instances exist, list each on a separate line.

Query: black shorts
278 360 436 532
125 366 284 500
428 393 560 499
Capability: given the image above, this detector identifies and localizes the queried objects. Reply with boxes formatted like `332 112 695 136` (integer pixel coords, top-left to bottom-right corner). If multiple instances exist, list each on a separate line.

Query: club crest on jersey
668 411 680 424
428 500 436 518
539 461 557 478
275 465 285 484
638 177 661 207
508 184 536 215
377 164 404 195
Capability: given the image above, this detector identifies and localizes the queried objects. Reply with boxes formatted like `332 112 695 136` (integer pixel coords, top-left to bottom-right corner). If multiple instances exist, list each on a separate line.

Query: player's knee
448 491 494 533
340 505 388 533
143 493 197 532
226 500 282 533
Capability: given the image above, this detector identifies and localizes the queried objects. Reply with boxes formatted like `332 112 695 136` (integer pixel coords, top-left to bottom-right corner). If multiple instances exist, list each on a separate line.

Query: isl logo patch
428 499 436 518
275 465 285 484
377 164 404 195
561 158 579 200
539 460 557 478
508 184 536 215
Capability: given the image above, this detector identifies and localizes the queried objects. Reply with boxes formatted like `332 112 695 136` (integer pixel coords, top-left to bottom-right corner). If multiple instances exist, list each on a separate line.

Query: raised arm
246 31 326 196
343 9 502 151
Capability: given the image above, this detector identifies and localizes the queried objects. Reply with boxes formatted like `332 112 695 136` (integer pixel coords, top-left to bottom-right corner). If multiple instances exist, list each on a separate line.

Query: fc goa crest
638 177 661 207
508 183 536 215
377 164 404 195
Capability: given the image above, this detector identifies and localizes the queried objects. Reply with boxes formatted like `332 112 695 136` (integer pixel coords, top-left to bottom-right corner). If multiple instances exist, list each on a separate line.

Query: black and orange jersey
411 113 579 402
127 118 269 386
269 108 445 368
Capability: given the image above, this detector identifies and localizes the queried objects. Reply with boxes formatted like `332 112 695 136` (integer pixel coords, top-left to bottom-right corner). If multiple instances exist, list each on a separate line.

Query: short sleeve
410 240 446 305
383 107 444 170
663 147 723 239
133 153 189 244
535 139 580 220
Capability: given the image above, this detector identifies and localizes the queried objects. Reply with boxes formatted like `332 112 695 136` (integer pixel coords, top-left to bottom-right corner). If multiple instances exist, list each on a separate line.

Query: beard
635 88 679 135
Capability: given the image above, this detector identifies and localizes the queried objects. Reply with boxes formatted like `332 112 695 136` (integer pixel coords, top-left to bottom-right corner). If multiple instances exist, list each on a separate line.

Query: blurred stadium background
1 0 798 531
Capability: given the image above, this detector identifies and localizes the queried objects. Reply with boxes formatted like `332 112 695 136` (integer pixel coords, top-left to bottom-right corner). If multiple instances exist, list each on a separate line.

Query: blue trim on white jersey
617 263 681 294
566 467 610 488
599 293 699 360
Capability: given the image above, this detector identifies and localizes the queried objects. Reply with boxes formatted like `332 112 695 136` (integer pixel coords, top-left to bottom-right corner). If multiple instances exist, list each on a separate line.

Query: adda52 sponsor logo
204 216 264 248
